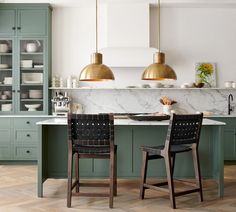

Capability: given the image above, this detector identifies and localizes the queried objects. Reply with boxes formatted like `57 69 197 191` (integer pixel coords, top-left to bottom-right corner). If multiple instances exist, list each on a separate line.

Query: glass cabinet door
0 39 13 114
19 39 44 113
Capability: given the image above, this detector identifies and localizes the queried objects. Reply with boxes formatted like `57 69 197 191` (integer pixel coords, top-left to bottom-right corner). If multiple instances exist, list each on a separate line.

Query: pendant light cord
158 0 161 53
96 0 98 53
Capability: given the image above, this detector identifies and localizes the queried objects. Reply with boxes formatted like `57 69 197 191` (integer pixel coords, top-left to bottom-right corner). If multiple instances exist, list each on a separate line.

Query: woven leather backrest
68 113 114 146
166 113 203 146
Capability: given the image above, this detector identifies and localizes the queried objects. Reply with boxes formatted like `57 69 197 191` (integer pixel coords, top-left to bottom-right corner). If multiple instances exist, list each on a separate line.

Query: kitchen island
37 118 225 198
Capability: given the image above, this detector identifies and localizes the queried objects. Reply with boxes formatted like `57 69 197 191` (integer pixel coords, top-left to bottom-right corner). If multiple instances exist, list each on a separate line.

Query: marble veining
56 89 236 115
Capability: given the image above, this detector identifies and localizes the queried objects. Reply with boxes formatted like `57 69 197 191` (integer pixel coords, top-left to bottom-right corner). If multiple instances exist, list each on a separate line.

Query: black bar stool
140 113 203 209
67 113 117 208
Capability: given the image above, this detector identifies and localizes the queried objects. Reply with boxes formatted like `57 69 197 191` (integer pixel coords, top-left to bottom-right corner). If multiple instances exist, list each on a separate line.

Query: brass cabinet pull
26 121 30 124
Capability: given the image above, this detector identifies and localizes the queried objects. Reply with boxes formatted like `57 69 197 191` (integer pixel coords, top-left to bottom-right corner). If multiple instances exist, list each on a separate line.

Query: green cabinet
0 4 51 115
211 117 236 161
17 9 47 36
0 9 16 36
0 4 51 37
0 117 46 161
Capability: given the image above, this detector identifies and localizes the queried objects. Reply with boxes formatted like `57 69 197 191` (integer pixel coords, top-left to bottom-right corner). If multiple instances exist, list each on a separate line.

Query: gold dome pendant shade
79 53 114 81
142 0 177 80
142 52 177 80
79 0 115 81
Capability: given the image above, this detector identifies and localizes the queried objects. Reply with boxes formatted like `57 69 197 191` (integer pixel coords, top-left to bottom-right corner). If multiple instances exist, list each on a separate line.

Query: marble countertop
0 114 236 118
36 117 225 126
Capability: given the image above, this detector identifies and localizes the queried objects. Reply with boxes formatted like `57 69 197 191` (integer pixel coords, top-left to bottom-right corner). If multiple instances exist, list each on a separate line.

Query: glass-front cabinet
19 39 45 113
0 39 13 114
0 38 49 114
0 3 51 115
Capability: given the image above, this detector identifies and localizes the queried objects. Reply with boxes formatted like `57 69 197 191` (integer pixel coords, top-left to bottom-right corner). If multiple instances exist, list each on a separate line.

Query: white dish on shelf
29 89 43 98
20 60 33 68
0 64 9 69
22 73 43 84
24 104 41 111
1 103 12 111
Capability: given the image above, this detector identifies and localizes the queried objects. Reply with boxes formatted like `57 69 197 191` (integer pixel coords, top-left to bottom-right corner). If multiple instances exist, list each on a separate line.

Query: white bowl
25 104 41 111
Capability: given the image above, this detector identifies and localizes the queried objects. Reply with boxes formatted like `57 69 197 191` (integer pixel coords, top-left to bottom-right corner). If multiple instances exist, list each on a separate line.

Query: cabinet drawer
0 129 11 144
0 119 11 128
14 146 37 159
15 130 37 144
14 118 39 129
0 145 11 160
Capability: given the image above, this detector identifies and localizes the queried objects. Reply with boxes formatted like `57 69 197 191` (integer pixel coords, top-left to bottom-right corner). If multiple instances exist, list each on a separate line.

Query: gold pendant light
79 0 115 81
142 0 177 80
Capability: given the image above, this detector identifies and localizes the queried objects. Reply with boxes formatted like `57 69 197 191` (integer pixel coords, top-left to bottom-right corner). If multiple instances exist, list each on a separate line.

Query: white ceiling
2 0 236 7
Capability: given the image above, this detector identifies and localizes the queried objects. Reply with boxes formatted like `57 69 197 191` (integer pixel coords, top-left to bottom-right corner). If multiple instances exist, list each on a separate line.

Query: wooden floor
0 165 236 211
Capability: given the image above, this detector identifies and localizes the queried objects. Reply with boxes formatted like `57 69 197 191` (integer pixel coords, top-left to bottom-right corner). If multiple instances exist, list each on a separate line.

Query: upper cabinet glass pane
19 39 44 113
0 39 13 113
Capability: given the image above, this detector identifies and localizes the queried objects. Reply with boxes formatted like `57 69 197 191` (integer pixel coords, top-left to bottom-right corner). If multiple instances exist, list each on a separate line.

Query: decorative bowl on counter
129 114 170 121
193 82 204 88
25 104 41 111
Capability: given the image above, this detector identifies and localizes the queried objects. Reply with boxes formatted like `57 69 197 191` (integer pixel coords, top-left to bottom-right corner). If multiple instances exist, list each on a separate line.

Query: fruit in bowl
25 104 41 111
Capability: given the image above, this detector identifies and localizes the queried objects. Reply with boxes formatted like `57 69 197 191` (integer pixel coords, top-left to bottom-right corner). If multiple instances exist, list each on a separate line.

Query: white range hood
100 3 157 67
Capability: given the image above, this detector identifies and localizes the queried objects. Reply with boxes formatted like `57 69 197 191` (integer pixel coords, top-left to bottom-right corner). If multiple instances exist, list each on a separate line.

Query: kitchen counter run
36 117 225 126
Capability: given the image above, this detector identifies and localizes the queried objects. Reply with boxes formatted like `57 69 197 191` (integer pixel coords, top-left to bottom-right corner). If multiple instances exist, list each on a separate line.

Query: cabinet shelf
21 99 43 102
21 52 43 55
0 99 12 102
0 69 12 71
21 68 43 72
21 84 43 86
0 53 12 56
0 84 12 87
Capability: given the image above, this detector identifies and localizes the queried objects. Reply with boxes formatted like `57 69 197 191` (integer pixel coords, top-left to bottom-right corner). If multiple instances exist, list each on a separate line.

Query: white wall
52 5 236 88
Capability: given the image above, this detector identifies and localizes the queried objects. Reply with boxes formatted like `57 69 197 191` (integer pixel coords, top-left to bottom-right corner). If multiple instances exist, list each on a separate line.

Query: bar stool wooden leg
140 151 148 199
171 154 176 177
165 154 176 209
109 150 115 208
67 151 73 208
114 149 117 196
74 153 79 193
192 147 203 202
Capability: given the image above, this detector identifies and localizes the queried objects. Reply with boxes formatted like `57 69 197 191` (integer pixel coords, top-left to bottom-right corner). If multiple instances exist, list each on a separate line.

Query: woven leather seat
67 114 117 209
141 145 191 155
140 113 204 209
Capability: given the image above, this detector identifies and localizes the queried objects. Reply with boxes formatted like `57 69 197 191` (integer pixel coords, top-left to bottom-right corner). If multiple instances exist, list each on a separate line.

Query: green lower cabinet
14 146 37 160
0 117 47 161
0 118 12 160
93 126 133 177
211 118 236 161
0 145 12 160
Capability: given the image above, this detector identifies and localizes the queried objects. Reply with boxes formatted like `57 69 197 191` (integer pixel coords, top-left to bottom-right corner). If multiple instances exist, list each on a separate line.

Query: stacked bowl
29 90 43 99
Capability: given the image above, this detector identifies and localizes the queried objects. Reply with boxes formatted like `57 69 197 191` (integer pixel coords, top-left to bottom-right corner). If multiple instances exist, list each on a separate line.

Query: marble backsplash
59 89 236 115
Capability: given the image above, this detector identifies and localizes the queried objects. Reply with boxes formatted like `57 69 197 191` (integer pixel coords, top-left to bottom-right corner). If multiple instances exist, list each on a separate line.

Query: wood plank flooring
0 165 236 211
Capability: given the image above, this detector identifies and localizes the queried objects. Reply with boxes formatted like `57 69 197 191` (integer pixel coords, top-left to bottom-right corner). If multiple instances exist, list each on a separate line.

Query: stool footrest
73 192 109 197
